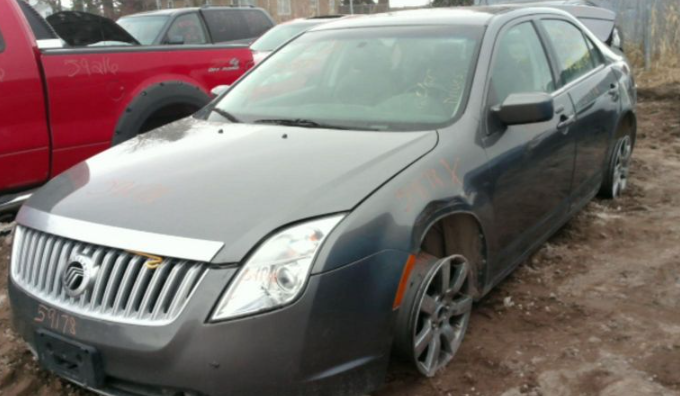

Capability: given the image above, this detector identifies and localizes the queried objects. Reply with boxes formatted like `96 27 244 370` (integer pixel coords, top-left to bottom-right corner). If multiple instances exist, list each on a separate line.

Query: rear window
243 10 273 37
203 9 272 43
542 19 596 86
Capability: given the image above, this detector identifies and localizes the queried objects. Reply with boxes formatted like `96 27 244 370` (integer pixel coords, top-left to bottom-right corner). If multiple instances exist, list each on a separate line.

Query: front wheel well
112 81 211 145
138 102 202 133
419 213 487 298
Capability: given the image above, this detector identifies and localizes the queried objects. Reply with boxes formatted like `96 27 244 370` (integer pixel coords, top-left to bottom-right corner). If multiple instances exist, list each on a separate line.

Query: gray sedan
9 5 636 396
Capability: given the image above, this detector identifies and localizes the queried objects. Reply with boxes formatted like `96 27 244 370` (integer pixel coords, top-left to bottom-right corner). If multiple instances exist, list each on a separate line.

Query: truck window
203 9 250 43
243 10 273 38
166 13 207 45
118 15 169 45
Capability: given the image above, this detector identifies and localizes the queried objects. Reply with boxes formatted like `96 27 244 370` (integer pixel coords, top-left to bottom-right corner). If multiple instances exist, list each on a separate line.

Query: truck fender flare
112 81 211 145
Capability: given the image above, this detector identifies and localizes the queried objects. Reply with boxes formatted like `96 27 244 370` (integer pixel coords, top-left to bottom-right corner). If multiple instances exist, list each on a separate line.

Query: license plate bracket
35 329 103 387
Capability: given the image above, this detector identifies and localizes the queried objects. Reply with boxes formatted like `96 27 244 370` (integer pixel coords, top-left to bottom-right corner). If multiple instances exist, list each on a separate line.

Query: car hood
47 11 140 47
22 118 437 264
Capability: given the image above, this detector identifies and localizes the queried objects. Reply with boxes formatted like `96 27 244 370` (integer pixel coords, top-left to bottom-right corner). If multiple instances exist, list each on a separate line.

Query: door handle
557 114 576 133
608 84 620 101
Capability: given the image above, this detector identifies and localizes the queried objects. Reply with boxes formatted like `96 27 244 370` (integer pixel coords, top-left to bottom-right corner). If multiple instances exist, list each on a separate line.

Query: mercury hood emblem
62 252 98 298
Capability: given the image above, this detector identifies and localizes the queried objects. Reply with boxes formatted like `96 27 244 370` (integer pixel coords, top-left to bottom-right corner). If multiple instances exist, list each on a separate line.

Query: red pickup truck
0 0 253 212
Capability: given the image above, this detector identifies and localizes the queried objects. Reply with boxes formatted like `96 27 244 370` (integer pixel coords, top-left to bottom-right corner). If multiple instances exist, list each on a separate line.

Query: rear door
0 2 51 193
483 19 577 276
539 18 620 206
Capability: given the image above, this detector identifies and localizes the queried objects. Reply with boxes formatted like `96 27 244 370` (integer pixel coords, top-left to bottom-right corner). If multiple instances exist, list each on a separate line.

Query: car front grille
10 225 208 325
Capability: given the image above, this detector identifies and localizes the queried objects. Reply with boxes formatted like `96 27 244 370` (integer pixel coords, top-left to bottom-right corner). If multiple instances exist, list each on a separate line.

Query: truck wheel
112 81 210 145
394 252 473 377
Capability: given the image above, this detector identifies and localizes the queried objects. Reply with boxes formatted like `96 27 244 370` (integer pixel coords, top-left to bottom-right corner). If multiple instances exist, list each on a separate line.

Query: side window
541 20 596 85
166 13 207 45
243 10 273 38
489 22 555 106
0 29 5 53
585 36 605 67
203 10 250 43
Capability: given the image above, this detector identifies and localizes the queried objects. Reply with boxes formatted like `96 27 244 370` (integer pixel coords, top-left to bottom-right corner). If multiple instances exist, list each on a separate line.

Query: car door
0 13 51 194
540 19 620 206
482 20 577 277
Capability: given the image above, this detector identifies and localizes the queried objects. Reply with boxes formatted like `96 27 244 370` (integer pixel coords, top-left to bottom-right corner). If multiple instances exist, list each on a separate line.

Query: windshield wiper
254 118 375 131
210 107 240 123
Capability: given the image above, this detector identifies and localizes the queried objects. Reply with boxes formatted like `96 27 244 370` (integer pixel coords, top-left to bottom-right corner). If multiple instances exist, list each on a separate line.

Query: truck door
0 1 51 194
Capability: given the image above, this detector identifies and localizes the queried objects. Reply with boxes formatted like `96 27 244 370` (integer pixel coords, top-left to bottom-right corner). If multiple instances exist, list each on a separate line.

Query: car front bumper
9 249 407 396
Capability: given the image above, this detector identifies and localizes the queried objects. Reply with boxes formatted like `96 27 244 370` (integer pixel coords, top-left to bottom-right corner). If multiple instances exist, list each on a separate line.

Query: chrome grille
10 226 207 325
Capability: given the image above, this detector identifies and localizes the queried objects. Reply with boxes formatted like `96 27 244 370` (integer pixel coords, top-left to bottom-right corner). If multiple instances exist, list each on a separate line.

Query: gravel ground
1 83 679 396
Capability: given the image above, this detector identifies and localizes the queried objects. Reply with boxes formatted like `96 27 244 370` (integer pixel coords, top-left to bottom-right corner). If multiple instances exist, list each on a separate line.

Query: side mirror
493 92 554 126
211 85 230 97
167 35 185 45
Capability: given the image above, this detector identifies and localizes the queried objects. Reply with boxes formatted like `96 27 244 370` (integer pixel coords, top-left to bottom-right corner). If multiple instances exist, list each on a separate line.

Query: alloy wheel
612 136 633 198
412 257 472 377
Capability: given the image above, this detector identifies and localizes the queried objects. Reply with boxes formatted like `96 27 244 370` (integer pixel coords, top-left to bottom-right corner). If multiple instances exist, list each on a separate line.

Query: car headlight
212 214 345 321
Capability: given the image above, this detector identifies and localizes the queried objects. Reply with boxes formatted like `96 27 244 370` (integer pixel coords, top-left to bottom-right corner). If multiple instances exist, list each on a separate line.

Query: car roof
311 6 568 31
122 6 262 17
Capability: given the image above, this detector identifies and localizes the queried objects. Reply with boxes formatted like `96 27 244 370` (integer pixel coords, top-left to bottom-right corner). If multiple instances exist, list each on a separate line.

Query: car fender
313 131 494 284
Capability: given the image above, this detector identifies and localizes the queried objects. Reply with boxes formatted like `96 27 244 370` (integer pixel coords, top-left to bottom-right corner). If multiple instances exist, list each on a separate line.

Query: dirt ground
1 81 679 396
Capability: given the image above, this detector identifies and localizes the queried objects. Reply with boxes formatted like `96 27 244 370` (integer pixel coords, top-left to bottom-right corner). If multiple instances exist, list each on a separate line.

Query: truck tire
112 81 211 145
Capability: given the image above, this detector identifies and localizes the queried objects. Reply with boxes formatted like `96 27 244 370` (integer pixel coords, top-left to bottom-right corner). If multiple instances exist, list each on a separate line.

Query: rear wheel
600 133 633 199
395 253 473 377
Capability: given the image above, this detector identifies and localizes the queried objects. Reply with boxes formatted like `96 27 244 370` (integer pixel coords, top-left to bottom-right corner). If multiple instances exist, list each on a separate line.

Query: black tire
599 130 634 199
394 252 473 377
112 81 210 145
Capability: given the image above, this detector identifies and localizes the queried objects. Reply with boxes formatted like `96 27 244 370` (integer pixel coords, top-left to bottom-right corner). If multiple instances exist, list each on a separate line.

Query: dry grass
636 67 680 90
636 67 680 88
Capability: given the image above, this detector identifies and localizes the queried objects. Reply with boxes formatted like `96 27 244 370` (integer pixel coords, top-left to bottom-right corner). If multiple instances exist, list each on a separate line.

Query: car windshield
250 22 320 52
117 16 168 45
210 26 483 131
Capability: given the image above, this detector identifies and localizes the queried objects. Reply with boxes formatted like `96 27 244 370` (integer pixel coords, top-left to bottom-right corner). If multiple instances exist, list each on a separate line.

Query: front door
482 20 577 279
